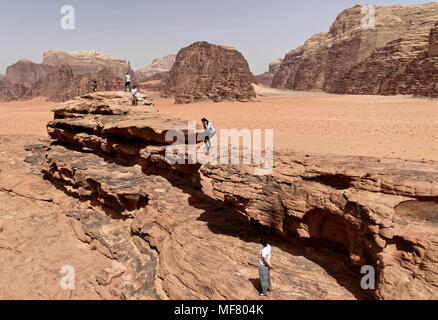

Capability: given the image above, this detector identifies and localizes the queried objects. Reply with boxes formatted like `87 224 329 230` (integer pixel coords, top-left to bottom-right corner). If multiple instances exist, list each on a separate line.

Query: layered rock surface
202 154 438 299
163 41 256 103
36 93 438 300
272 3 438 97
34 92 374 300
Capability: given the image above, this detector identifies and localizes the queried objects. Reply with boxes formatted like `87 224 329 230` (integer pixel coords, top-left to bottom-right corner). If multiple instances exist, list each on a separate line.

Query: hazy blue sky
0 0 429 74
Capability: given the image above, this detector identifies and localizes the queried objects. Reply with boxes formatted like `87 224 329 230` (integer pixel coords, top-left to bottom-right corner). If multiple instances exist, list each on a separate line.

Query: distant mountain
272 3 438 97
135 54 176 83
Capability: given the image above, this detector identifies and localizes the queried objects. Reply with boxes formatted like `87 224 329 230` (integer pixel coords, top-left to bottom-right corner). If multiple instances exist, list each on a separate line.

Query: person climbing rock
125 73 132 92
201 118 216 151
259 238 272 296
92 80 97 92
131 85 138 106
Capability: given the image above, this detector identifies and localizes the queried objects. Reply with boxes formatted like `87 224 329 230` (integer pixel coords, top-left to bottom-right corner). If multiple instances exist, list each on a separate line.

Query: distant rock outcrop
43 50 133 78
4 59 54 87
163 41 256 103
135 54 176 83
0 65 126 102
254 58 283 86
272 3 438 97
29 66 124 102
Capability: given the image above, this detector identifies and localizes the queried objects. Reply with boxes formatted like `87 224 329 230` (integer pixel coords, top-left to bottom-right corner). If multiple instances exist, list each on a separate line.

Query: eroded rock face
201 154 438 299
1 66 127 102
43 50 133 78
429 23 438 57
39 93 370 300
135 54 176 83
163 41 256 103
4 59 54 87
272 3 438 97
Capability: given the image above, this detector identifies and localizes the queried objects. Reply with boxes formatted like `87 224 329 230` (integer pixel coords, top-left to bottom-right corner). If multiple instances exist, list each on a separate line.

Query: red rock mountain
3 59 54 87
272 3 438 97
163 41 256 104
42 50 133 78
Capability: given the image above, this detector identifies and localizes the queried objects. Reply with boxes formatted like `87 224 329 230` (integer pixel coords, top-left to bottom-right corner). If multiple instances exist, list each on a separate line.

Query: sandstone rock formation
255 58 282 86
43 50 133 78
135 54 176 83
30 92 371 300
28 66 126 102
0 65 129 102
202 154 438 299
163 41 256 103
34 92 438 300
272 3 438 97
3 59 53 87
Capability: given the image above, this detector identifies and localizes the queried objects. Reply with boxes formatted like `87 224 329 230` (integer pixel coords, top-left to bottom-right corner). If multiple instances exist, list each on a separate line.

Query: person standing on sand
259 238 272 296
201 118 216 150
125 73 132 92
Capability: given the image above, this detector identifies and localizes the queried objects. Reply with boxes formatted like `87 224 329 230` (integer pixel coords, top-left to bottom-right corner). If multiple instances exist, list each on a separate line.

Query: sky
0 0 430 74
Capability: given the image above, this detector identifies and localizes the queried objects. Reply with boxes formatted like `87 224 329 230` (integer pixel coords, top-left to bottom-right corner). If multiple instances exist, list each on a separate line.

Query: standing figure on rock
125 72 132 92
131 85 138 106
259 238 272 296
201 118 216 151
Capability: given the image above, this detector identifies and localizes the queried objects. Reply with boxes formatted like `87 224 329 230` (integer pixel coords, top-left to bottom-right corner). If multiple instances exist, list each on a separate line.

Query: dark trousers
259 265 271 294
125 81 132 92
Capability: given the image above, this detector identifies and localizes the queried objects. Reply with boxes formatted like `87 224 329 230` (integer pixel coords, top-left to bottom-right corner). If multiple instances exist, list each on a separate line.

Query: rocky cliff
43 50 133 78
272 3 438 97
135 54 176 83
3 59 54 87
0 65 126 102
163 41 256 103
31 93 437 300
255 58 282 86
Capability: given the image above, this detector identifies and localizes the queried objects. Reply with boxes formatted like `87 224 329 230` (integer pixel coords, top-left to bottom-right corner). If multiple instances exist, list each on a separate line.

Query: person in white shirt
259 238 272 296
131 85 138 106
201 118 216 150
125 73 132 92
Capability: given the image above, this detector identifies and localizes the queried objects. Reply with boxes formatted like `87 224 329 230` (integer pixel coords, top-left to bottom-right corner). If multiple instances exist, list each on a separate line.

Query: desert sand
154 86 438 162
1 88 437 161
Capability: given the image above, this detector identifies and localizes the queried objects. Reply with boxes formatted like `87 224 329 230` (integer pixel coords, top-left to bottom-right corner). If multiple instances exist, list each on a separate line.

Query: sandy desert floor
1 89 437 161
153 86 438 162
